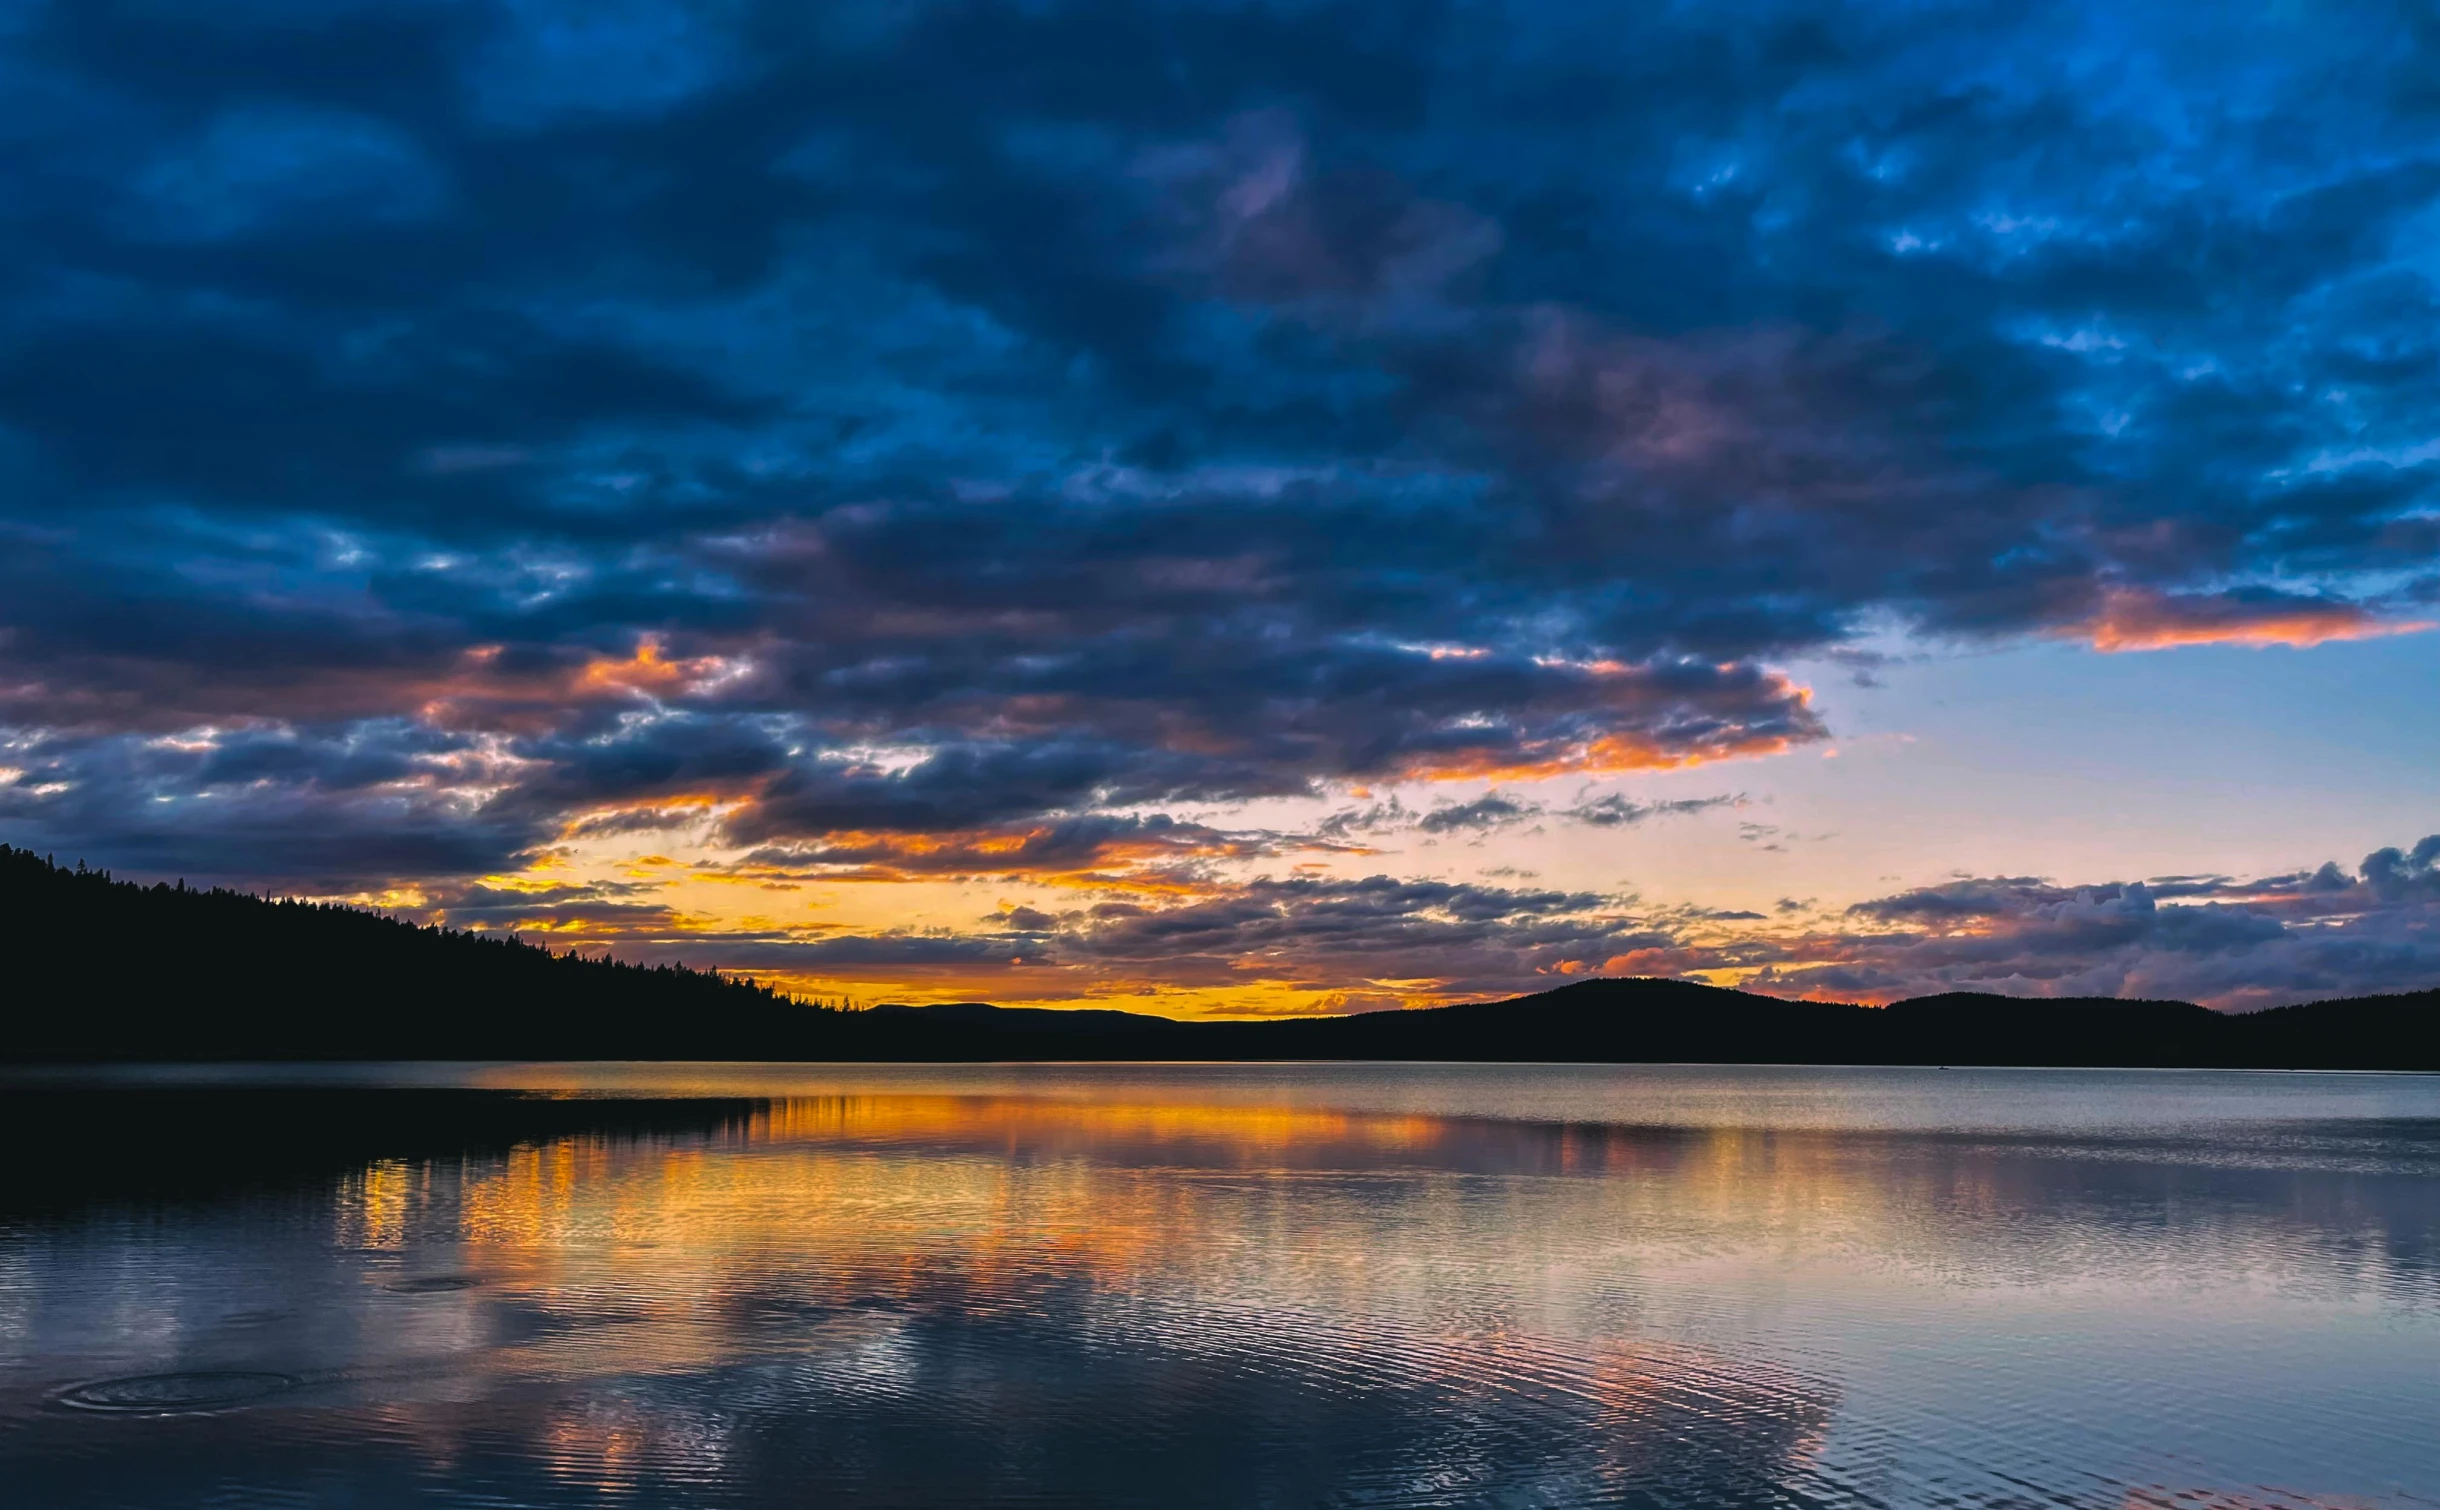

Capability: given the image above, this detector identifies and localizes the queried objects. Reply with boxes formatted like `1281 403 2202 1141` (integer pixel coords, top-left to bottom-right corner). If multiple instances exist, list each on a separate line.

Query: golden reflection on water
374 1093 2430 1323
320 1094 1873 1493
10 1073 2439 1509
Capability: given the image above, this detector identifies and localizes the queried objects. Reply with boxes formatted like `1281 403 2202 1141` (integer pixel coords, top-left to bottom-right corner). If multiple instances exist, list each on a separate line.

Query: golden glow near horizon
293 1090 1898 1496
266 629 2440 1020
332 759 2374 1017
5 0 2440 1041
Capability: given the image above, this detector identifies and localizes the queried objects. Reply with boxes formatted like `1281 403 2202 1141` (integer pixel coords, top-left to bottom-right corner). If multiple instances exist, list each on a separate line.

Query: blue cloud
0 0 2431 917
1749 839 2440 1010
464 0 743 129
130 104 445 242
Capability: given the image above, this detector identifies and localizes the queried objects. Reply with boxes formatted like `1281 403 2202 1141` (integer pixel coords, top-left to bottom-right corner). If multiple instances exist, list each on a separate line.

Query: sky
1 0 2436 1016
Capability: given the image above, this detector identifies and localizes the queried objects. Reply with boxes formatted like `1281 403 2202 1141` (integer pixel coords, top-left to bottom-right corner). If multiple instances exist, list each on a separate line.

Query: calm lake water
1 1063 2435 1509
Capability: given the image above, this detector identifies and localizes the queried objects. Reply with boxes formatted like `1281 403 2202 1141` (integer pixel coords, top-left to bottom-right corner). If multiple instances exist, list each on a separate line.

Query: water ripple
0 1068 2435 1508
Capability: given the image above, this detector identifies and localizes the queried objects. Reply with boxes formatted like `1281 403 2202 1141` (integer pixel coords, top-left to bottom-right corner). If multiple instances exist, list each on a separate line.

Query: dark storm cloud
1315 787 1740 838
1846 878 2075 922
1560 793 1743 829
726 740 1275 841
729 811 1291 882
2362 836 2440 902
699 644 1816 844
414 830 2440 1012
1012 873 1669 999
2 0 2437 885
1415 793 1540 833
503 713 794 814
614 929 1033 973
430 879 679 933
1732 837 2440 1010
0 721 545 888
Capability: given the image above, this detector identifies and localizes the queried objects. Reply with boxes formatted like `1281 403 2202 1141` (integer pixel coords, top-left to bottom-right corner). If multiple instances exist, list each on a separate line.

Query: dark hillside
1873 992 2228 1067
1251 980 1879 1063
0 1087 764 1215
2219 989 2440 1070
3 848 2432 1067
1226 980 2439 1068
0 846 848 1060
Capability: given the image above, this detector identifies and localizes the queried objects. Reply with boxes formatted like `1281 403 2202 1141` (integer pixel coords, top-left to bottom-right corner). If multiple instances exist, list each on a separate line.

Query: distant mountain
867 1001 1188 1035
1168 980 2433 1069
3 847 2433 1068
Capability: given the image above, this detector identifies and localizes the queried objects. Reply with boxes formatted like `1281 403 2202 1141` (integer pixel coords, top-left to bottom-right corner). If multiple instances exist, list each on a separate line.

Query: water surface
2 1063 2435 1508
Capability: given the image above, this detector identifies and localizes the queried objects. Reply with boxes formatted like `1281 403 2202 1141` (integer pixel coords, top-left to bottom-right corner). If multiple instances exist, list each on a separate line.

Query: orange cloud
572 636 736 695
707 820 1311 894
1393 727 1812 783
2079 589 2433 652
397 638 761 734
1386 667 1820 783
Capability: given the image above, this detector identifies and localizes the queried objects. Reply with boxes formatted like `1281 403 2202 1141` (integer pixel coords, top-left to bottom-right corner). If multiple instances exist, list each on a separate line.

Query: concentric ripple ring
54 1371 301 1414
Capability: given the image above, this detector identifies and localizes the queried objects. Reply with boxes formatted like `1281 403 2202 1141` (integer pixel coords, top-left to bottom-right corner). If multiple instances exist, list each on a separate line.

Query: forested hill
3 846 2433 1067
0 847 844 1060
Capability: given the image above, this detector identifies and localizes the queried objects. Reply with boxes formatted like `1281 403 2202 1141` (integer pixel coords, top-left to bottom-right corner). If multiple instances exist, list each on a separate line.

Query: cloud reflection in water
0 1067 2435 1508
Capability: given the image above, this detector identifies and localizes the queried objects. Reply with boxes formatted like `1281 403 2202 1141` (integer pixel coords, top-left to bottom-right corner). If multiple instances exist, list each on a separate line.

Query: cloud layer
2 1 2436 1010
1736 838 2440 1011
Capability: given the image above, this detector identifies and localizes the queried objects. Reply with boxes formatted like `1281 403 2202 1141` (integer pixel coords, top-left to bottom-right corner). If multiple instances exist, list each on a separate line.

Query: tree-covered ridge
1 846 841 1060
3 845 2431 1067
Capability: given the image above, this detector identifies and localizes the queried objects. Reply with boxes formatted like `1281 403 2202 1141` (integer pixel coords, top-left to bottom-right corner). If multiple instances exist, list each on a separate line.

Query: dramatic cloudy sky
3 0 2436 1014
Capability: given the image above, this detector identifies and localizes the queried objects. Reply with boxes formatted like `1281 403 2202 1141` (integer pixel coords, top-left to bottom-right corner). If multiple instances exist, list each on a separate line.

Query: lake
1 1063 2435 1508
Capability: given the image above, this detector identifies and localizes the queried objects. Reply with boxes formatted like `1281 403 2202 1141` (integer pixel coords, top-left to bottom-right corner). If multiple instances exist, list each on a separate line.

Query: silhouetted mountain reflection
0 1088 763 1217
2 1067 2436 1507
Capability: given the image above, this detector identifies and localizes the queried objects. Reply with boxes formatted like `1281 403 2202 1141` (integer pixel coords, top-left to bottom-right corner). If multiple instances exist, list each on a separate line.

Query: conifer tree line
3 844 2429 1067
0 845 855 1060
